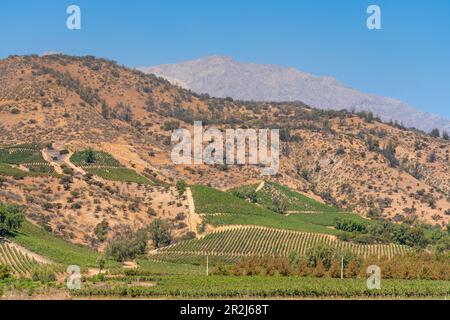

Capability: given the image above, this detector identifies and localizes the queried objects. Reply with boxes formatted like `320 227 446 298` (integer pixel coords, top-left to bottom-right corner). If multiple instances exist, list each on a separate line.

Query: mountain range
140 56 450 134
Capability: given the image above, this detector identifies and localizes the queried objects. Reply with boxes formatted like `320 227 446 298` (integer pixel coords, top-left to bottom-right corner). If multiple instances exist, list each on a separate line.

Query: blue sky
0 0 449 118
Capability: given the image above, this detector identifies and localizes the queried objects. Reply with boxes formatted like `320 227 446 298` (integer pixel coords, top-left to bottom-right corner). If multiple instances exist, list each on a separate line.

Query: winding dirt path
62 151 86 175
255 181 265 193
186 187 201 235
41 149 64 175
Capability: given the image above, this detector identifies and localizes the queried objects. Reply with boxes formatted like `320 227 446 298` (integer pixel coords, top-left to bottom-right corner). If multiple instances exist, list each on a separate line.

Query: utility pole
341 255 344 280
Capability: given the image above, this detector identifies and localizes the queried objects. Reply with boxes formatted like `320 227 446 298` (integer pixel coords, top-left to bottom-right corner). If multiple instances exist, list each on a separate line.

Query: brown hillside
0 54 448 248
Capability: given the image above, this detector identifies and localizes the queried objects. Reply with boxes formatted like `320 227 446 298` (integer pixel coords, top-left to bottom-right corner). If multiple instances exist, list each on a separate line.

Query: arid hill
0 54 448 248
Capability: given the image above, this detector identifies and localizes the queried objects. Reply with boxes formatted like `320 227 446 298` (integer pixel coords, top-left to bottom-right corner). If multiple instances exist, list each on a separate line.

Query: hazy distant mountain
140 56 450 133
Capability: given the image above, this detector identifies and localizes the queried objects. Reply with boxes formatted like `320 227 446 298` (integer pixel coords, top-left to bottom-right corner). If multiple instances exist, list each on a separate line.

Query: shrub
163 121 180 131
443 131 449 141
106 227 149 262
335 146 345 155
272 196 287 214
0 265 13 280
149 219 173 248
176 212 185 221
94 220 110 243
147 208 157 217
427 151 437 163
0 204 24 236
430 128 440 138
176 180 187 196
380 142 399 168
86 149 96 164
335 218 367 233
101 102 110 119
180 231 196 241
31 266 56 283
306 242 336 269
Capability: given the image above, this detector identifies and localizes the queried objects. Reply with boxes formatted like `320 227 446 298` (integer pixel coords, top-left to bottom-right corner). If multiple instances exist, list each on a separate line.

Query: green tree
94 220 110 243
97 255 106 272
443 131 449 141
106 227 149 262
0 204 24 236
0 265 12 280
288 250 299 270
101 101 110 119
306 242 336 269
176 180 187 196
149 219 173 248
272 196 287 214
0 176 6 187
405 227 428 248
86 149 96 164
430 128 440 138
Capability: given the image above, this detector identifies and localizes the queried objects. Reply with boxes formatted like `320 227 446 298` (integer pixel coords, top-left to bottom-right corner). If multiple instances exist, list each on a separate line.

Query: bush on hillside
0 204 24 236
149 219 173 249
106 227 149 262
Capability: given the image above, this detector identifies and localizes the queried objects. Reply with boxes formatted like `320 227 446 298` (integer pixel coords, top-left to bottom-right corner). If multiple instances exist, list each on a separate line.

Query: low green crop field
0 241 40 276
71 275 450 299
70 150 152 185
231 181 341 213
0 163 57 178
191 185 370 235
146 254 239 266
192 185 272 215
0 163 29 178
0 143 47 151
0 143 57 178
86 167 153 185
25 164 56 175
0 148 45 165
136 259 205 276
9 221 118 269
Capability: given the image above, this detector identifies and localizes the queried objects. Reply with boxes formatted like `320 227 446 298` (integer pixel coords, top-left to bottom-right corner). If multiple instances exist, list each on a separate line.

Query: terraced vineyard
149 253 240 266
191 185 371 235
230 181 340 213
155 227 411 261
0 143 56 177
0 144 46 164
70 150 121 167
10 221 117 269
86 167 152 185
70 150 153 185
0 241 40 276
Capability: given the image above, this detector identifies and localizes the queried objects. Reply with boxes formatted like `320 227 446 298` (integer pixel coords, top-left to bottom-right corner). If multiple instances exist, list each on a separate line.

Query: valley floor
2 275 449 300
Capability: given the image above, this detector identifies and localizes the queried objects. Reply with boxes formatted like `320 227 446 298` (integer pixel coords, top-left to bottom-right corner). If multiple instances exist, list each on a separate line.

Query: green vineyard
156 227 411 261
70 150 122 167
0 241 40 276
230 181 341 213
0 143 56 177
191 185 372 235
0 144 46 165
